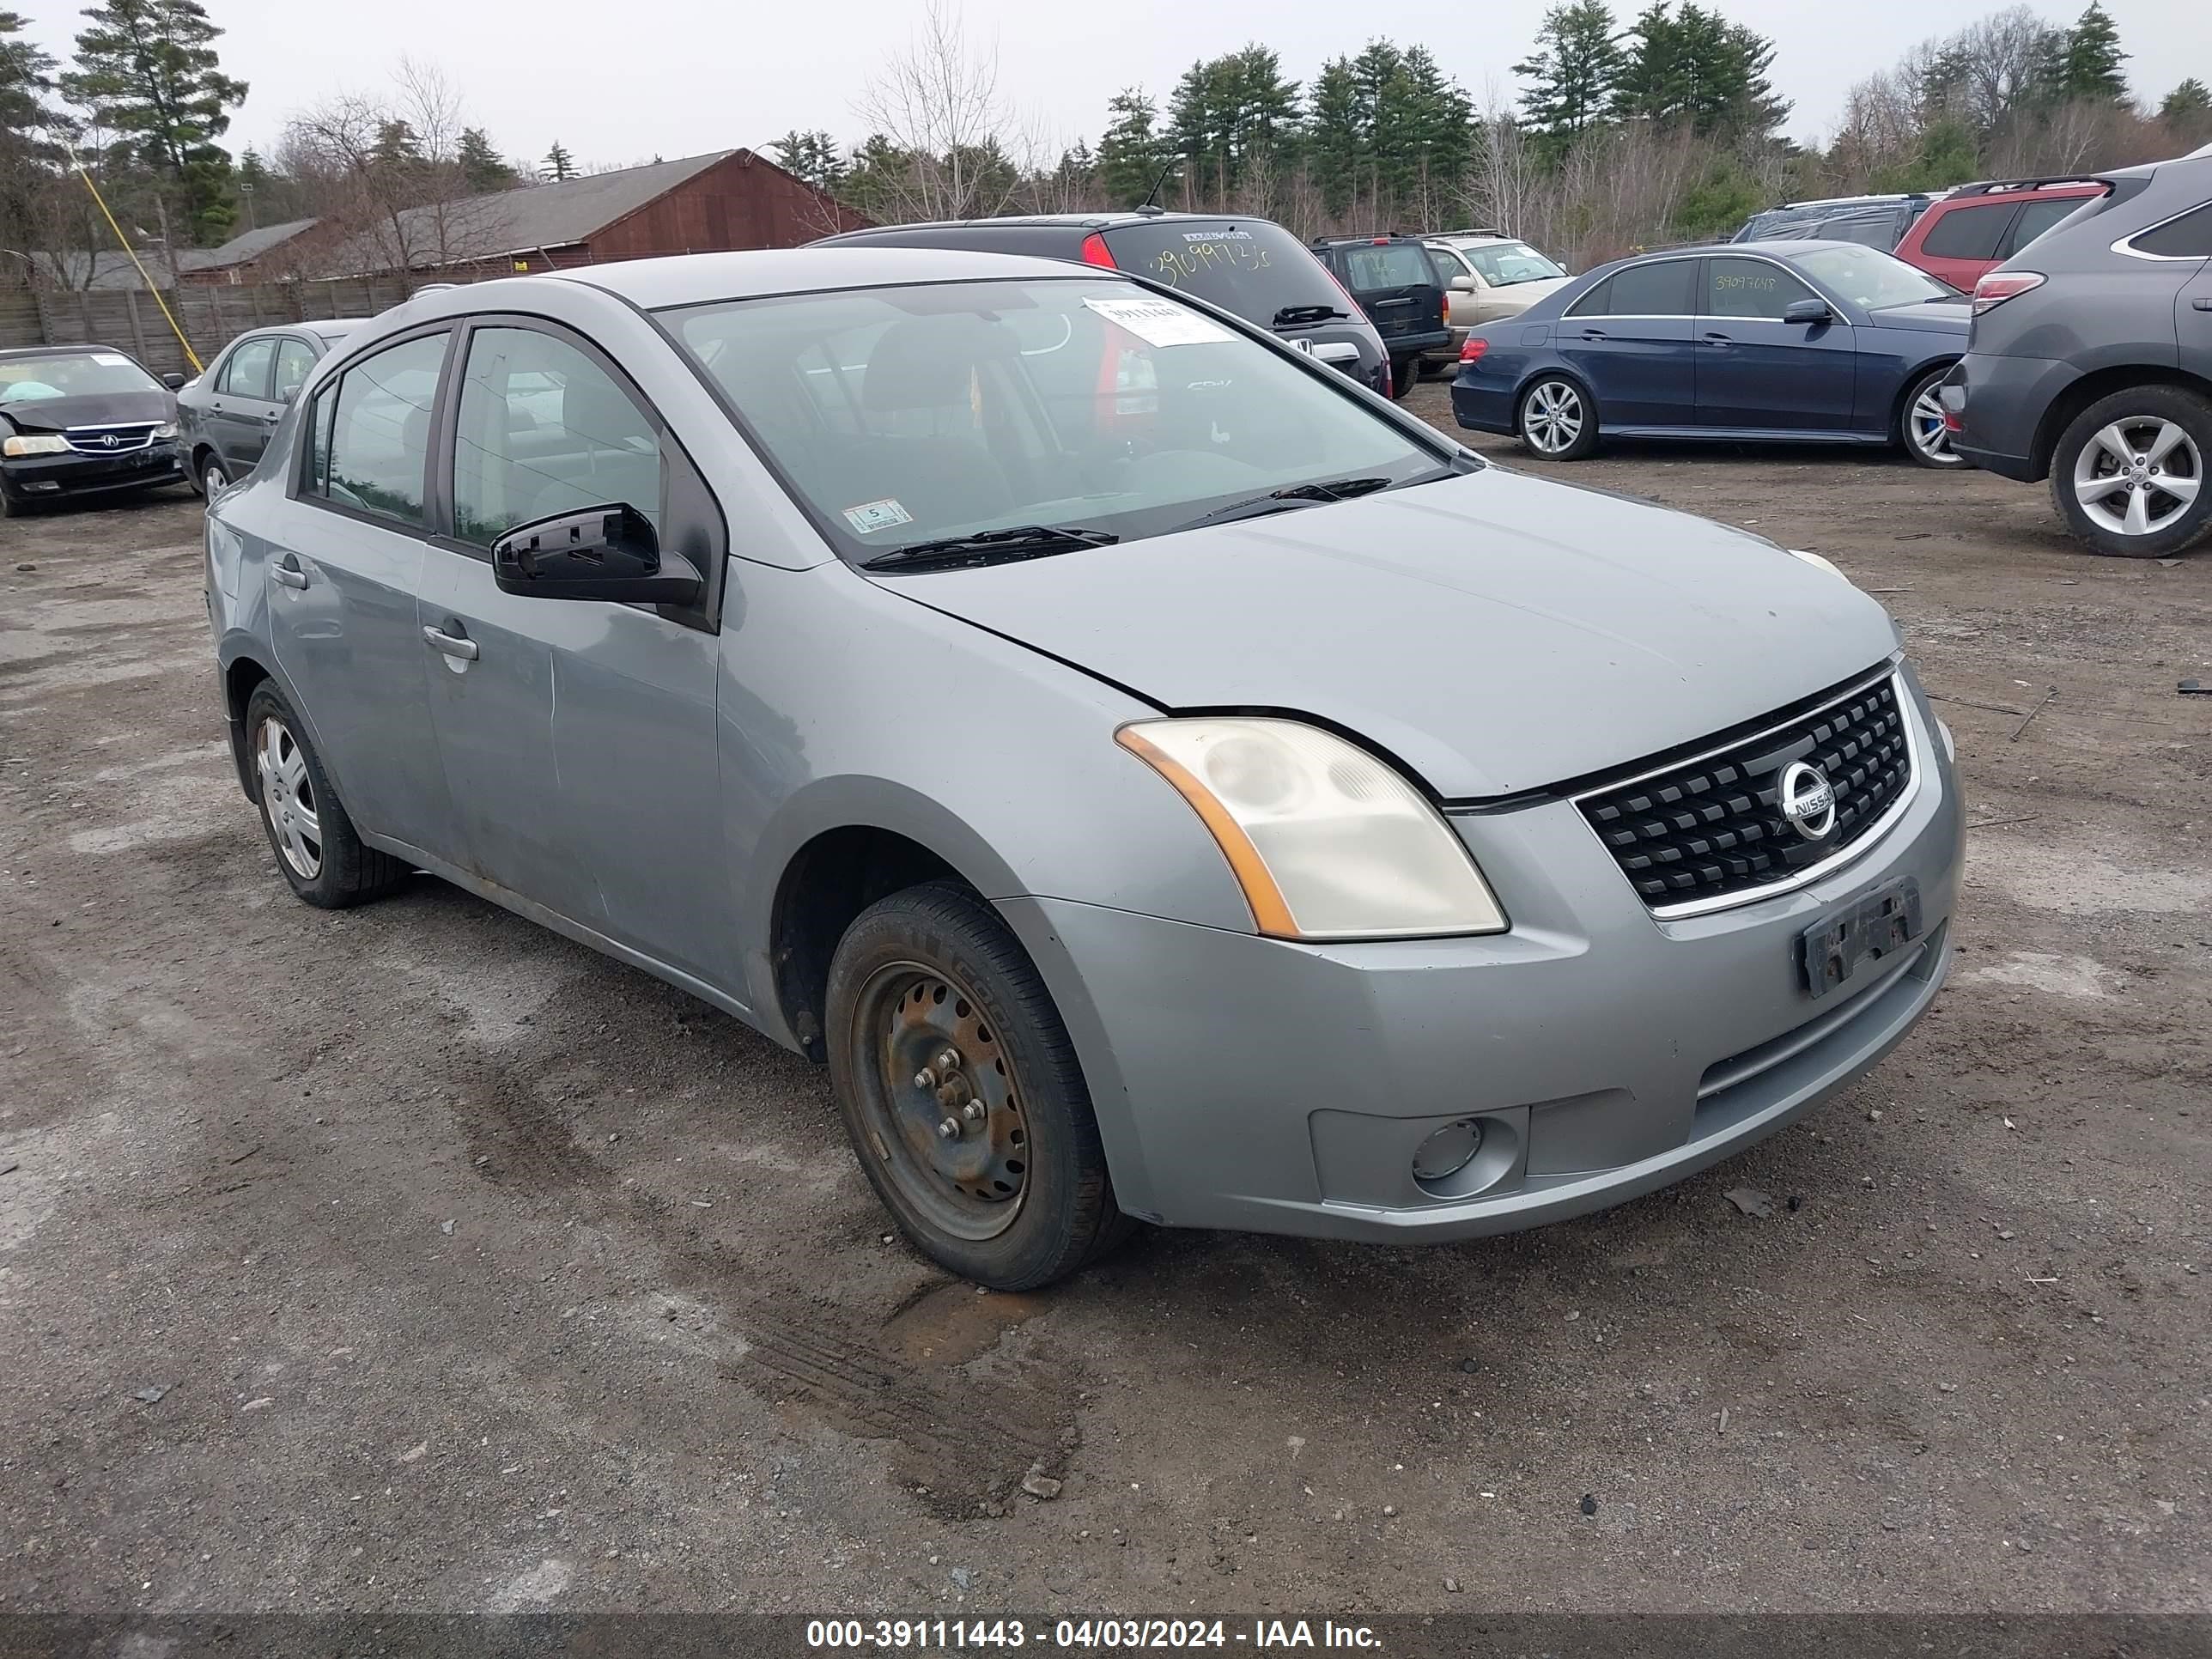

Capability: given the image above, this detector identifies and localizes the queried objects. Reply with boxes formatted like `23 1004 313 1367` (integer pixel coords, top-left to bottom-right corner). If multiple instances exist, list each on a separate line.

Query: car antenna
1135 162 1176 216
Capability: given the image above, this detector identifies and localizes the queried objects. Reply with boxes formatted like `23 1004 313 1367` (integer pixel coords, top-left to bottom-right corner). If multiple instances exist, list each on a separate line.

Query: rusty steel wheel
852 960 1030 1241
824 881 1132 1290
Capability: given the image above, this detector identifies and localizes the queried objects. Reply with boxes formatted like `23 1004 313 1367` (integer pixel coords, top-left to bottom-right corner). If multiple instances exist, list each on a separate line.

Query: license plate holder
1800 877 1923 1000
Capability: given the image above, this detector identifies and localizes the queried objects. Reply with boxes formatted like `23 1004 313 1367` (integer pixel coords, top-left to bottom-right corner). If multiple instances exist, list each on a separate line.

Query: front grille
64 423 159 454
1577 670 1915 912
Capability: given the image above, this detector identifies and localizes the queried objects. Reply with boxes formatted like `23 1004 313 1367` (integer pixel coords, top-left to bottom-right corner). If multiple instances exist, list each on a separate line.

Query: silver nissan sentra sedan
202 247 1964 1289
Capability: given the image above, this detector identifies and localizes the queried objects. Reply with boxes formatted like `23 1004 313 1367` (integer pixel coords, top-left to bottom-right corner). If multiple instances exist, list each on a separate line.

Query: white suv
1423 232 1573 366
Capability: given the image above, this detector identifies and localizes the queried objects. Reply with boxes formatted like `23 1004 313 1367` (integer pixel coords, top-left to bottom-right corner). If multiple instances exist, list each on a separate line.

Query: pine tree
2054 3 2128 104
1 10 64 277
457 126 516 193
1304 58 1364 217
1613 2 1687 125
2160 76 2211 145
60 0 247 243
1514 0 1623 149
1167 46 1300 210
767 129 842 194
1096 89 1176 206
542 141 576 182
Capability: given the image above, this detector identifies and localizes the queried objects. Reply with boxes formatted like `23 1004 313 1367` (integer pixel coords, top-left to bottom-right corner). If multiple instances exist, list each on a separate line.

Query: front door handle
2194 296 2212 312
272 555 307 590
422 624 478 662
260 410 283 424
1701 331 1734 346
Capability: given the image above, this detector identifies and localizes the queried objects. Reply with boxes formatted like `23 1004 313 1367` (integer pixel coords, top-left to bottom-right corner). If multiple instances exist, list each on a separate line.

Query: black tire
825 880 1132 1290
1899 365 1964 469
1386 357 1416 400
241 680 410 908
1516 374 1600 459
2049 385 2212 558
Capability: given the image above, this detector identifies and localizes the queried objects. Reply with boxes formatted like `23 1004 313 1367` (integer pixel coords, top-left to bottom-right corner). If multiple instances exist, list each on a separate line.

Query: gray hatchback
204 247 1965 1288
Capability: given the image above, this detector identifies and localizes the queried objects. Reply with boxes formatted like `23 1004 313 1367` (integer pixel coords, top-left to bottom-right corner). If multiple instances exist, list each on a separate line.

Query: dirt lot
3 389 2209 1621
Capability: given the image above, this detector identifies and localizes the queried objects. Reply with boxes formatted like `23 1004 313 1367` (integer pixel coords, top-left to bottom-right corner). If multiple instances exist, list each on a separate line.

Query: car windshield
1460 241 1567 287
0 349 161 403
1796 245 1954 309
664 277 1445 562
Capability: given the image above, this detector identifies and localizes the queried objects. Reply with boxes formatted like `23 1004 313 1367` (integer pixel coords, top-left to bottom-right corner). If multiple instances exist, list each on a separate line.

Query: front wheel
824 881 1131 1290
197 452 229 500
2050 386 2212 557
1516 375 1599 459
1899 367 1964 469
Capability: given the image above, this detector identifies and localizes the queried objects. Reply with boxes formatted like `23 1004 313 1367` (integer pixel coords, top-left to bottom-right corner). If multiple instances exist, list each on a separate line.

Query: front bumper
2 441 185 502
1005 673 1964 1242
1940 352 2073 482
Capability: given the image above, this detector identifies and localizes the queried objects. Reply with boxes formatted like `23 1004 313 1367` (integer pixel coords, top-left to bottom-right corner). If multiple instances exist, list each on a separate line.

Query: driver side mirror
161 372 188 390
1447 275 1476 294
1783 298 1834 325
491 503 701 606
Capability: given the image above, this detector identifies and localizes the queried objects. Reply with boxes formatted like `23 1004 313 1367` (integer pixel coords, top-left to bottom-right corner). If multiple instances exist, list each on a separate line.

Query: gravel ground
3 390 2209 1620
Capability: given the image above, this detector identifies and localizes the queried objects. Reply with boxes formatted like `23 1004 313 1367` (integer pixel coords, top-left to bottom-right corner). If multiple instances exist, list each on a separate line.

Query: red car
1894 178 2108 290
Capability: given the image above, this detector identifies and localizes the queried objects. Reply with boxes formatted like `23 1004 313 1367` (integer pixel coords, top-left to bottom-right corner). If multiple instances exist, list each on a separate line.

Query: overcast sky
18 0 2212 173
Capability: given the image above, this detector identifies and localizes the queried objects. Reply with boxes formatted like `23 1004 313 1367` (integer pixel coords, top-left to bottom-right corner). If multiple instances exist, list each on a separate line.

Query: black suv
1732 193 1935 251
1941 151 2212 558
816 212 1392 397
1307 234 1449 398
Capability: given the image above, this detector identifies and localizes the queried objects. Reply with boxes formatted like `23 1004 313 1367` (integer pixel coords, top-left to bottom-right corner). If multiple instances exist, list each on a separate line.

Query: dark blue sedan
1449 241 1970 467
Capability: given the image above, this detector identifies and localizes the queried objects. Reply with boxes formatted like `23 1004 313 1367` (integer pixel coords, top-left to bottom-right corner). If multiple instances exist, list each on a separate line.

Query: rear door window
1586 258 1697 316
1705 257 1817 320
1098 221 1343 325
304 331 448 527
218 337 276 399
1918 202 2014 262
2002 197 2095 256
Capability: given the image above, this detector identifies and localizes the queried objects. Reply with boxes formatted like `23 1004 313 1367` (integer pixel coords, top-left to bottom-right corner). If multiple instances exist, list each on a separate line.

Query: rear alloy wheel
1517 375 1598 459
242 681 410 908
1900 368 1963 469
2051 386 2212 558
826 881 1130 1289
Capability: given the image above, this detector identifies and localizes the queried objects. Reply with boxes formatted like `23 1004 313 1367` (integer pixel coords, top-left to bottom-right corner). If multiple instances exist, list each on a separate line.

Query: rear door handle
2194 296 2212 312
1577 329 1608 341
422 624 478 662
1701 331 1734 346
272 555 307 590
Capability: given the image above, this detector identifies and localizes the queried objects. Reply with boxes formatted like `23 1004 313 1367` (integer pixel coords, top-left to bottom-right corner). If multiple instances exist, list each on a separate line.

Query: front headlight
2 434 70 458
1116 717 1508 939
151 422 179 439
1788 547 1847 581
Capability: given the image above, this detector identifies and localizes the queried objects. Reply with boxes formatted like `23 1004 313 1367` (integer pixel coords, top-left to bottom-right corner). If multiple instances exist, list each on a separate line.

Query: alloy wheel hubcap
855 962 1028 1240
1910 388 1956 463
1524 382 1583 453
2074 417 2202 538
254 715 322 879
205 466 225 497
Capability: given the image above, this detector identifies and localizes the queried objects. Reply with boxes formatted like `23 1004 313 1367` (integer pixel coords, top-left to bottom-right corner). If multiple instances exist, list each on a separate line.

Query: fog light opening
1411 1119 1484 1184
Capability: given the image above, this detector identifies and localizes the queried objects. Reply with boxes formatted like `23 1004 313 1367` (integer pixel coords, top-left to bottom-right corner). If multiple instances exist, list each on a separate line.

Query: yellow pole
61 138 204 374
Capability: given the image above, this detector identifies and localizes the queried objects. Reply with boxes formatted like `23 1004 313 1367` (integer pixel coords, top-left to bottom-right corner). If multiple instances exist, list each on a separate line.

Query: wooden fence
0 280 412 376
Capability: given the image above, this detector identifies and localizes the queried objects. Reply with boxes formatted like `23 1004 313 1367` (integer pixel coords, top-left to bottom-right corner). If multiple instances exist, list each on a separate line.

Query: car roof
1758 194 1921 211
0 343 141 360
822 210 1275 237
1311 233 1424 245
227 319 369 343
388 247 1114 316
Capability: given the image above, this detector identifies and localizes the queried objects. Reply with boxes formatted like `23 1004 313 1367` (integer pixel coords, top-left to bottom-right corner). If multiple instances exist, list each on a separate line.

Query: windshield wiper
860 524 1119 572
1274 303 1352 325
1174 475 1401 532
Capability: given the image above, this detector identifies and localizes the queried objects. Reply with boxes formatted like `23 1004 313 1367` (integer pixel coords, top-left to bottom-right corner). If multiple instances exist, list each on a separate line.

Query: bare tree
849 3 1037 222
281 58 506 284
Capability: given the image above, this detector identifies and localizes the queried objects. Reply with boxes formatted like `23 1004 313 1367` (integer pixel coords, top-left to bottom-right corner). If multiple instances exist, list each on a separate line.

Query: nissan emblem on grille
1779 761 1838 841
1574 670 1916 912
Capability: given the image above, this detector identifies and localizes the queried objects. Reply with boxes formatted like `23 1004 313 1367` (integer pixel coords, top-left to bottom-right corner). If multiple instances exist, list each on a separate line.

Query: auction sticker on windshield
1084 297 1233 349
842 498 915 535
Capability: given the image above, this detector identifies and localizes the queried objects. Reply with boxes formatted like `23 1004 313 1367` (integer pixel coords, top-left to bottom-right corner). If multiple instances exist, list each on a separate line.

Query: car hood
0 388 175 433
1865 299 1972 335
1486 275 1572 310
878 468 1901 799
